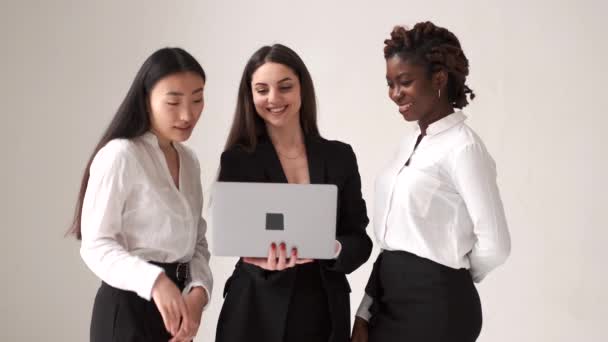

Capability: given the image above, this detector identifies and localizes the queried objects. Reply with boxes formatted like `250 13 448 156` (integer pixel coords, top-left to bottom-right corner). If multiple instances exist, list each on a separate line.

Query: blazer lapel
257 135 326 184
305 135 326 184
258 139 288 183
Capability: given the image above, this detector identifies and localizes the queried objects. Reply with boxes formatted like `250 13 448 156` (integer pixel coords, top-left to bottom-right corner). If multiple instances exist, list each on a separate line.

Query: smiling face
250 62 302 131
386 55 443 123
148 71 205 146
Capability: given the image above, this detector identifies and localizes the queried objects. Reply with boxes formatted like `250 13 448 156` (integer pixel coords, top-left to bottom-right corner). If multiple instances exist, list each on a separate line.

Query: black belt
150 261 190 287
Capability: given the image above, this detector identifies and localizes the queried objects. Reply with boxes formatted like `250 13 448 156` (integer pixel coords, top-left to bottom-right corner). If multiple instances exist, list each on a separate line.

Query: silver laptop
210 182 338 259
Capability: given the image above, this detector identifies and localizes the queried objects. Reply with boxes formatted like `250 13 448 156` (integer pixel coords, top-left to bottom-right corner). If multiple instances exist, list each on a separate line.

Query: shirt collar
424 110 467 136
142 131 182 154
141 131 160 146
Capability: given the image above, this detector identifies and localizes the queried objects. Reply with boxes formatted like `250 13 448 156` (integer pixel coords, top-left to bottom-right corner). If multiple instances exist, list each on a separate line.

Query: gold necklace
276 145 305 160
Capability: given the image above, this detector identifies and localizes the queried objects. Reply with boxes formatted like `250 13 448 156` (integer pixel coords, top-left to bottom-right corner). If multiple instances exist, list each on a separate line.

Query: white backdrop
1 0 606 341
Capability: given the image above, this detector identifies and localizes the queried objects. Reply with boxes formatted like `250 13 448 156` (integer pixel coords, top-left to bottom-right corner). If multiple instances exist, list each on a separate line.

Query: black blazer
215 135 372 342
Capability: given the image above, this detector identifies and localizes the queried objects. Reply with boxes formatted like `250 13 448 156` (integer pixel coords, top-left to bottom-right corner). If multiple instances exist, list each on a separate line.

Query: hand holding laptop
242 240 341 271
243 242 314 271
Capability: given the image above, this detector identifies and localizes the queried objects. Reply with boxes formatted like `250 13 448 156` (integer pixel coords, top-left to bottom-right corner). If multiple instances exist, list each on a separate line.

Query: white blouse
357 111 510 320
80 132 212 302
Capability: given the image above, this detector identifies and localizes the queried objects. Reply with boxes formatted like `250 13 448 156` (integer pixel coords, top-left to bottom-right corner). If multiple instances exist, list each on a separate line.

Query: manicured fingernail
280 243 286 250
271 243 276 249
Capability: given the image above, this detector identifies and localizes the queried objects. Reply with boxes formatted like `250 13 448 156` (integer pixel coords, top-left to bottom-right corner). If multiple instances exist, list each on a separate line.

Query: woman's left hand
170 287 208 342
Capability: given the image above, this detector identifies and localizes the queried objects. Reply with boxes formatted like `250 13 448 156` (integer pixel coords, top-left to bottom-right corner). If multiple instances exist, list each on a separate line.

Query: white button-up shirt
80 132 212 302
357 111 510 320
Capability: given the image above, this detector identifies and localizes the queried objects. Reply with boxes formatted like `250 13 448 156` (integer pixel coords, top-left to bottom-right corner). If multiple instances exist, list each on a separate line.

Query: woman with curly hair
351 21 511 342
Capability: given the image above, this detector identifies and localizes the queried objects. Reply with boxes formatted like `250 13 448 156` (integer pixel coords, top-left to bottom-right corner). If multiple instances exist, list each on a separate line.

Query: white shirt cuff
140 266 164 301
355 293 374 321
183 282 211 311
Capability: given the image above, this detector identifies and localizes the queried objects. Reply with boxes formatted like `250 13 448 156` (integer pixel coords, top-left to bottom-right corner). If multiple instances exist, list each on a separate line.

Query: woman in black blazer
215 44 372 342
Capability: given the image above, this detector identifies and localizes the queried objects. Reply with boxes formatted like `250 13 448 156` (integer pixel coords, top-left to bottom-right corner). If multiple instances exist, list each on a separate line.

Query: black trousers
283 262 331 342
90 263 186 342
365 250 482 342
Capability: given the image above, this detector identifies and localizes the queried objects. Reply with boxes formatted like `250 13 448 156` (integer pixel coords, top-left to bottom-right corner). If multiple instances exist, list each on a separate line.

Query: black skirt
90 263 186 342
365 250 482 342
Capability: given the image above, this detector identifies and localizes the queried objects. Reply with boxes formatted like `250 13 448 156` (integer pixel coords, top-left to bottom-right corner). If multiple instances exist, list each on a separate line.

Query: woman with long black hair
67 47 213 342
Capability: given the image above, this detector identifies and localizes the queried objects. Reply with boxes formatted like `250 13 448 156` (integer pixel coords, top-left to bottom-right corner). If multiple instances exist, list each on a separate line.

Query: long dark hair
67 47 206 239
224 44 320 152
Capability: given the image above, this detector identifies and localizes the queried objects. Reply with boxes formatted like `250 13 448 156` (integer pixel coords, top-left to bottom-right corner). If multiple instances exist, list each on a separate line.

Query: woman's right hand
351 316 369 342
151 273 191 338
243 242 313 271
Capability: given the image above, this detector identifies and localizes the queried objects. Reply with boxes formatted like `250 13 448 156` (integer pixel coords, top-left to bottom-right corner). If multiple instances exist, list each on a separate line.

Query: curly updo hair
384 21 475 108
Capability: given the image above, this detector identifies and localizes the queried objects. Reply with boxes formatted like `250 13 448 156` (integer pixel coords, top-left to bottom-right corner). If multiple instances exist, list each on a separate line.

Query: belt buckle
176 262 189 282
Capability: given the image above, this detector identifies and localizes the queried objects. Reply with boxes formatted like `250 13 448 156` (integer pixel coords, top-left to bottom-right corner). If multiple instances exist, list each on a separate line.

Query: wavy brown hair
384 21 475 108
224 44 320 152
